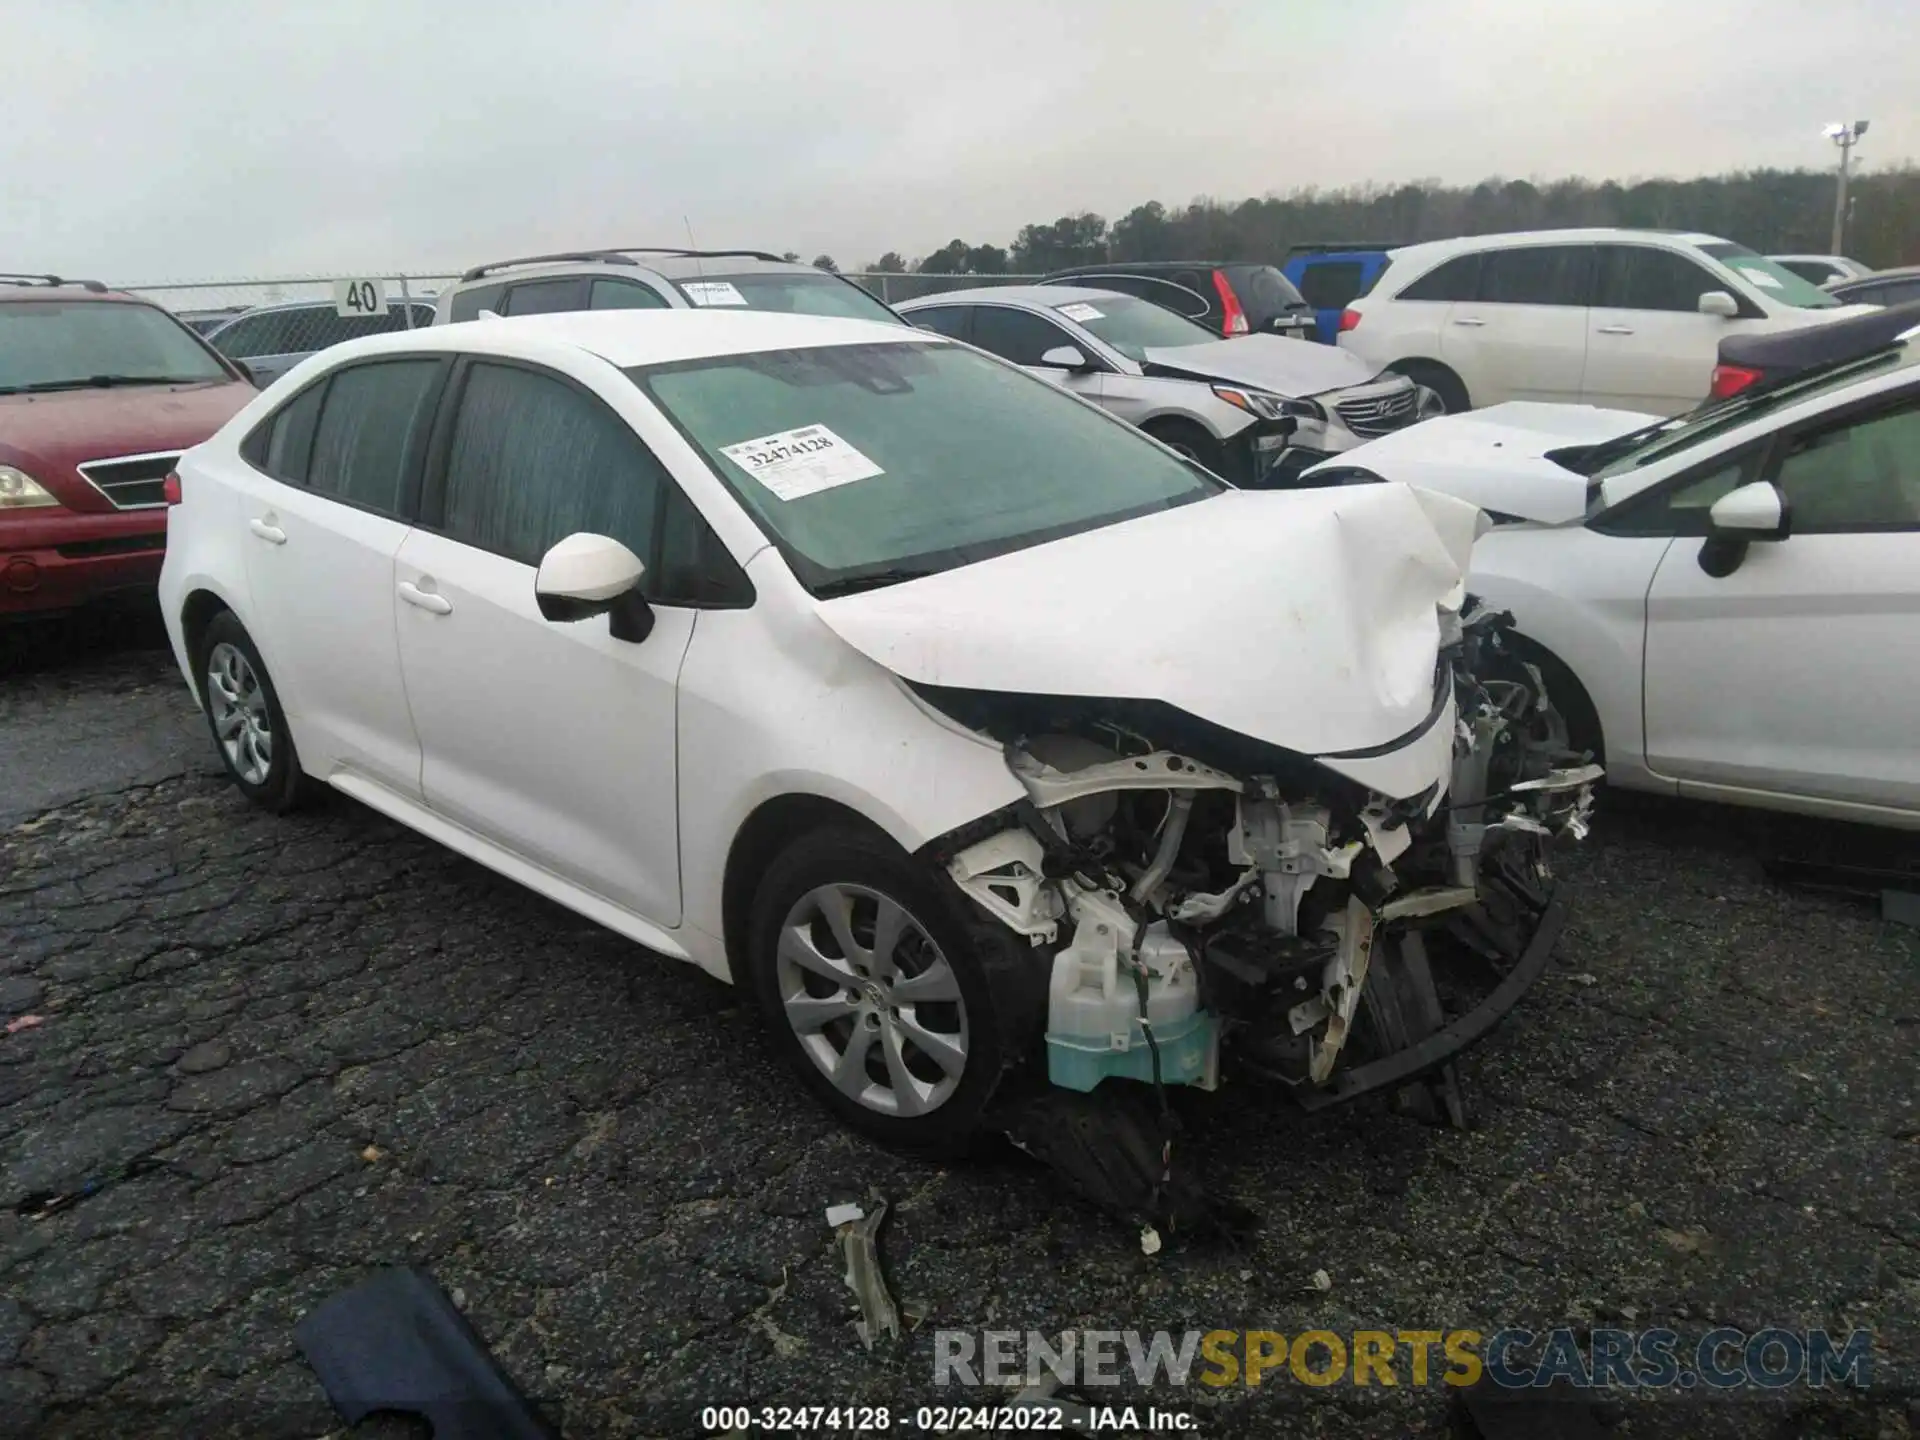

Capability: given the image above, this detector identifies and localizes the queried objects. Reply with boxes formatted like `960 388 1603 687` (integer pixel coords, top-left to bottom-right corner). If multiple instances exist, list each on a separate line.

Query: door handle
248 517 287 545
397 580 453 615
1596 324 1635 335
1450 316 1485 327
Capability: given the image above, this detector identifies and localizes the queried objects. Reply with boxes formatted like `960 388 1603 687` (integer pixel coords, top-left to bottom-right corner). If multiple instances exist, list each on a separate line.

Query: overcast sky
4 0 1912 282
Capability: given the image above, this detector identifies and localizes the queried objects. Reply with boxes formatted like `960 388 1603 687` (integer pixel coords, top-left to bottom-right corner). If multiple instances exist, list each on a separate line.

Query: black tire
1390 361 1470 415
1144 418 1229 477
194 610 313 813
744 824 1035 1154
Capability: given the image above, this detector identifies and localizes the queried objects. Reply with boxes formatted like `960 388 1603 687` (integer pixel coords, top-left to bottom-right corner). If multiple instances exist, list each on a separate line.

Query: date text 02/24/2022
698 1404 1202 1432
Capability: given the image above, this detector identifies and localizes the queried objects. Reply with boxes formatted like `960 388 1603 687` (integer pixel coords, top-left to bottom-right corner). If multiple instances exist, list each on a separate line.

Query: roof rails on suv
459 248 787 282
0 273 110 293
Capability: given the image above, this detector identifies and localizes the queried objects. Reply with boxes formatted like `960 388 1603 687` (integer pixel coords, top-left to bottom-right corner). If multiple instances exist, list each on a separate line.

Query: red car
1 275 256 617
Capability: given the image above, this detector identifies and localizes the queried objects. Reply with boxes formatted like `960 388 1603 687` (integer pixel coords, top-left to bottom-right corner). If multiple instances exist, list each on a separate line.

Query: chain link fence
120 269 1043 375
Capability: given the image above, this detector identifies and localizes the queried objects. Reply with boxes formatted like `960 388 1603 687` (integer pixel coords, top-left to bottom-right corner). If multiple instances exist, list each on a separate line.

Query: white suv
156 308 1593 1151
1339 229 1874 416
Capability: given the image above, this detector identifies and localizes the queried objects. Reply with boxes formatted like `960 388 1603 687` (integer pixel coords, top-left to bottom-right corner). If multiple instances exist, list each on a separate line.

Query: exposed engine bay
923 601 1599 1135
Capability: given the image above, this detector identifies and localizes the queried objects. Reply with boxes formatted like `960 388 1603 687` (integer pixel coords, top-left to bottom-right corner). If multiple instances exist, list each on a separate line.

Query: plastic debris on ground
4 1014 47 1036
831 1192 900 1350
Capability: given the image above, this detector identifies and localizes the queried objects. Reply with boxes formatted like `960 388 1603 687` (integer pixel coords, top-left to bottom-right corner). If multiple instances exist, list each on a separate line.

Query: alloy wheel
206 640 273 786
774 883 969 1118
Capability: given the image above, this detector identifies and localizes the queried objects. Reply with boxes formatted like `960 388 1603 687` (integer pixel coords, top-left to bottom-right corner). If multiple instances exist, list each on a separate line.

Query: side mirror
1040 345 1094 372
1698 290 1740 319
1698 480 1789 577
229 359 257 387
534 532 654 641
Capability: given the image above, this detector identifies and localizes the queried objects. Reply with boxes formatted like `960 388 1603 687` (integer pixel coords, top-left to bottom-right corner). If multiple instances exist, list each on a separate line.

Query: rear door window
449 283 507 323
261 382 326 482
502 278 590 317
969 306 1078 366
212 309 302 359
591 278 671 310
1476 245 1594 306
905 305 972 340
1593 246 1726 312
1397 254 1481 302
305 359 443 516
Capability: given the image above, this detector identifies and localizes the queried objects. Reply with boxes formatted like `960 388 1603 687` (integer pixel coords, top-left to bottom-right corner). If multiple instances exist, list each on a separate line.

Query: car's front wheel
195 610 312 813
745 825 1022 1153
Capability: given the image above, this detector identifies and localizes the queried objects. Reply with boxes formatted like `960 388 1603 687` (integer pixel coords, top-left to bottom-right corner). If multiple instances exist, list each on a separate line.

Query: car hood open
1140 334 1380 398
1305 401 1661 524
813 484 1486 760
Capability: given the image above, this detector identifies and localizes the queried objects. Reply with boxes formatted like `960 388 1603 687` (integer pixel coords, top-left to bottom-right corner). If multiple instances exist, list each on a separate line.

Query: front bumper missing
1292 891 1568 1111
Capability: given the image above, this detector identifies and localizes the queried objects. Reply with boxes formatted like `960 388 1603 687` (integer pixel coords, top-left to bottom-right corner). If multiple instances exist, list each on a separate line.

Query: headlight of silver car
0 465 60 510
1211 385 1326 424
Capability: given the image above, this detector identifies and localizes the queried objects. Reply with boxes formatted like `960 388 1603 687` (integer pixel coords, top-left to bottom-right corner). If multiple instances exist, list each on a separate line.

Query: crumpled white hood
1141 333 1380 398
1307 401 1660 524
815 484 1487 759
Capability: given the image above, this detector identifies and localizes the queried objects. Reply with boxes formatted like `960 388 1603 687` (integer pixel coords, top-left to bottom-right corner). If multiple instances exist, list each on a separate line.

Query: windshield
672 272 903 325
630 340 1219 593
1697 243 1841 309
1056 294 1221 361
0 301 231 393
1587 347 1914 481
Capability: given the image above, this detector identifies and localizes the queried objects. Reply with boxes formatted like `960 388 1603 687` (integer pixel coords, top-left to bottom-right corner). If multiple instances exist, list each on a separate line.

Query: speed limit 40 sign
332 278 388 317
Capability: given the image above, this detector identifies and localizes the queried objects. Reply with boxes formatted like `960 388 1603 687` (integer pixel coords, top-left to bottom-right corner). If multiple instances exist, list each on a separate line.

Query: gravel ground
1 605 1917 1439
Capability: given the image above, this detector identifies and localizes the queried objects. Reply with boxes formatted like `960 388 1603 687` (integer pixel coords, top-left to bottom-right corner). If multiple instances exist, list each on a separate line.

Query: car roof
1836 264 1920 284
1386 227 1733 262
449 249 819 287
0 275 131 304
898 284 1119 309
213 296 436 318
318 308 929 370
1047 260 1247 273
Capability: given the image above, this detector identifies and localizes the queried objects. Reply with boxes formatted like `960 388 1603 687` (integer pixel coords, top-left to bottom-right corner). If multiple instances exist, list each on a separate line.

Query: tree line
814 166 1920 275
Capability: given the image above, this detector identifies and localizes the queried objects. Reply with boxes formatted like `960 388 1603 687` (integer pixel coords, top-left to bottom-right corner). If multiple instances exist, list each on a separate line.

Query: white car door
393 358 695 924
967 304 1105 405
1583 245 1761 415
1641 387 1920 815
1438 244 1592 406
233 357 444 796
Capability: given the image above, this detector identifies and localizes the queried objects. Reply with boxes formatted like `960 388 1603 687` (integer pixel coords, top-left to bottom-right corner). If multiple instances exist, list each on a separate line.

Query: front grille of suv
75 452 180 510
1335 387 1418 437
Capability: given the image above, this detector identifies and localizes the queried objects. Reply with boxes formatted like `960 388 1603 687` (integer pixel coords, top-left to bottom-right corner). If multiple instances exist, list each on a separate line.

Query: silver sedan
899 284 1422 484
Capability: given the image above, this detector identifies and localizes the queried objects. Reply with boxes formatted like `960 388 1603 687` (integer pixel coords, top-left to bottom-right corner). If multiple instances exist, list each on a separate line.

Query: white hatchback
1339 228 1876 417
159 309 1594 1150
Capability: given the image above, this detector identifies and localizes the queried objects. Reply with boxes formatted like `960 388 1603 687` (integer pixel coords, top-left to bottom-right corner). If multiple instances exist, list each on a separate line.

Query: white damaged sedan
159 308 1595 1156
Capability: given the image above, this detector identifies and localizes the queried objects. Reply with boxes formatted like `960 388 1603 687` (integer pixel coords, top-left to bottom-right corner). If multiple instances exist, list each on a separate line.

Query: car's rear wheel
1390 361 1470 416
745 825 1020 1153
196 611 312 813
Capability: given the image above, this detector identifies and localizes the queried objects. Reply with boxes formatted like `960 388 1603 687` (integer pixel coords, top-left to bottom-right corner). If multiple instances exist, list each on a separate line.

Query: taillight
1212 271 1249 336
162 471 182 505
1710 363 1763 400
1338 308 1363 333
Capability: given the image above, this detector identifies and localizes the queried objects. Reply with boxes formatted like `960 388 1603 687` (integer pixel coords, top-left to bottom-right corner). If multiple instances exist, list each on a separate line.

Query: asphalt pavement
1 604 1916 1438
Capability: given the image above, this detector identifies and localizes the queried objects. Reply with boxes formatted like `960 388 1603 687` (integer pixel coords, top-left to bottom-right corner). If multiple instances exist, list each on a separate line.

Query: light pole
1825 120 1868 255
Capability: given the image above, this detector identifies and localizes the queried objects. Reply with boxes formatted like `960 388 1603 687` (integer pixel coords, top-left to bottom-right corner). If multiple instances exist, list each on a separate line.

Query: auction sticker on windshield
1056 302 1105 322
720 425 883 501
683 281 748 306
